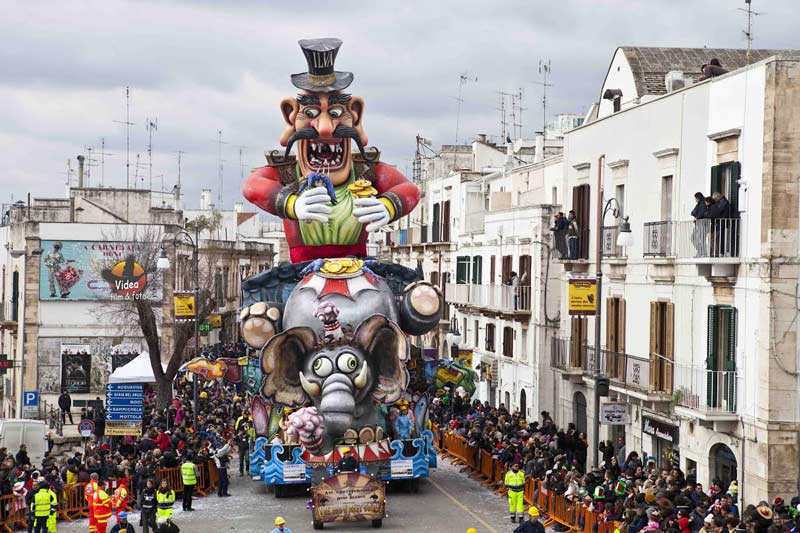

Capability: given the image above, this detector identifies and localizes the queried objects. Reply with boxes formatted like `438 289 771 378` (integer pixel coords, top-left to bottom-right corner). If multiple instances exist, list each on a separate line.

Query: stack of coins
347 179 378 198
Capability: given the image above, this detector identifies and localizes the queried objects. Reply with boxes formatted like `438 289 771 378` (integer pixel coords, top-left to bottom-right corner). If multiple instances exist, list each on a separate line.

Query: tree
94 223 220 412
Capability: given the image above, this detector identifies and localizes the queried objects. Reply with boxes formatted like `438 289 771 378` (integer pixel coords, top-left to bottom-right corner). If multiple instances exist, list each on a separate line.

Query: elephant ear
353 314 409 405
261 326 317 408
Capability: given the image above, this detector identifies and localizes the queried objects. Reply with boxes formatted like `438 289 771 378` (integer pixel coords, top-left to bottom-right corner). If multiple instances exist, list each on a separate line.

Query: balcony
549 337 585 381
388 224 451 248
643 221 674 257
447 283 531 316
673 365 739 423
585 347 673 401
601 226 626 259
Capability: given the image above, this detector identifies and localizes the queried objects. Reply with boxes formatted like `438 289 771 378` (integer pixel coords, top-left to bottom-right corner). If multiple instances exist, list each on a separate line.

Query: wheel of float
313 520 324 529
372 519 383 528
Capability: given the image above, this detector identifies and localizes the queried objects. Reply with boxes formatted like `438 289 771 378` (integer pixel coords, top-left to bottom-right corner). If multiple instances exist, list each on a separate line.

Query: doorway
709 443 738 491
519 389 527 419
574 391 588 435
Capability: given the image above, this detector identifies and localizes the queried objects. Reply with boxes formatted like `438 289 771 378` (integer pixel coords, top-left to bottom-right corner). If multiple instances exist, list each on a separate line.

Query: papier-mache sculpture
240 38 442 455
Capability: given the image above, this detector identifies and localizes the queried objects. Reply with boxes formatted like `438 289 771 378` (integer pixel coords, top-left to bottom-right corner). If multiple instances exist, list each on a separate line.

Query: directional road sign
105 383 144 422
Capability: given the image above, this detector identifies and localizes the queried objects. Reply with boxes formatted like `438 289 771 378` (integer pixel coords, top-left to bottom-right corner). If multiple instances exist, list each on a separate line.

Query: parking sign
22 391 39 419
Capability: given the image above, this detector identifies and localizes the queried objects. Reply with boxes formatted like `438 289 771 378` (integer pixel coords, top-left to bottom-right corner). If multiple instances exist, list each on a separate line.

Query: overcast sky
2 0 796 210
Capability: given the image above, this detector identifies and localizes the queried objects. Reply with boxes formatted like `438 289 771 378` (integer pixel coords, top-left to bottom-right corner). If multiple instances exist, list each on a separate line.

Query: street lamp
158 226 201 430
592 154 633 469
446 316 462 359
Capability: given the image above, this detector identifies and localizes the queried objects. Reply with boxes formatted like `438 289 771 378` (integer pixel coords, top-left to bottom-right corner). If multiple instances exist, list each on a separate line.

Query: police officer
180 455 199 511
139 479 157 533
504 462 526 523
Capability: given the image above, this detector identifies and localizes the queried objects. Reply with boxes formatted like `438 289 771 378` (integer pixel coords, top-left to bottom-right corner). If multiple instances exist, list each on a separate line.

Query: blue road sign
23 391 38 407
106 383 144 422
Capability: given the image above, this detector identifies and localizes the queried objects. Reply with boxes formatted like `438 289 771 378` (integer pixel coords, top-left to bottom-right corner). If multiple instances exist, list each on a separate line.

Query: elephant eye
336 353 359 373
312 357 333 378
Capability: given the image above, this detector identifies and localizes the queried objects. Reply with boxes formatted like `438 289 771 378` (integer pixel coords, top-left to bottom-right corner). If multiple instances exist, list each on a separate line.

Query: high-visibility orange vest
93 489 112 522
113 485 128 508
85 481 98 506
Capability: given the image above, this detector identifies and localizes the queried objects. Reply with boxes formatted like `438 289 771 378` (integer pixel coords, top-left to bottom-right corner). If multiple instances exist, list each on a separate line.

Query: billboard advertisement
61 345 91 394
40 240 162 301
568 278 597 315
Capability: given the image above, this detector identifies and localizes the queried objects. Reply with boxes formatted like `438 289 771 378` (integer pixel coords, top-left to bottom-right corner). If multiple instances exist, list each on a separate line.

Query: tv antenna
113 86 135 188
146 117 158 191
174 150 185 188
233 145 248 181
215 130 228 209
739 0 764 64
134 153 148 189
94 137 114 187
454 71 477 144
531 60 553 139
412 135 434 183
82 145 100 186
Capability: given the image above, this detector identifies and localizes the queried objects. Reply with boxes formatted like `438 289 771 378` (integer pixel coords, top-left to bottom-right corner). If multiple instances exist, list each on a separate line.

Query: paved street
56 454 515 533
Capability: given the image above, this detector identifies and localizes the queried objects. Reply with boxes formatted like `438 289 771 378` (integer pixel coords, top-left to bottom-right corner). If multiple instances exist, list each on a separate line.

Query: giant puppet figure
240 38 441 456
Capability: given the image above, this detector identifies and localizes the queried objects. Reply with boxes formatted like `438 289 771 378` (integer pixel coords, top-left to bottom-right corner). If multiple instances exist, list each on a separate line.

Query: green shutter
728 162 741 213
472 256 482 284
723 306 737 410
707 305 718 408
710 165 722 196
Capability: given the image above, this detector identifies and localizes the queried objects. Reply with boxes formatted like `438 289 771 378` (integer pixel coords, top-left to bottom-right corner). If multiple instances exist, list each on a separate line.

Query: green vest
32 490 52 517
182 462 197 485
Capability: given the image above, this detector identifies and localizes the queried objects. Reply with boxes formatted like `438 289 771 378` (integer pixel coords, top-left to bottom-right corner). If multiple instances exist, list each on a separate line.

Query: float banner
61 351 91 393
568 278 597 315
39 240 162 301
311 473 385 524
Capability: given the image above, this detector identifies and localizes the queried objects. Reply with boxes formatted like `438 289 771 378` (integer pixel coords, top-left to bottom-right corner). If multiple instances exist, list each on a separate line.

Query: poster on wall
61 344 91 393
568 278 597 315
39 240 163 301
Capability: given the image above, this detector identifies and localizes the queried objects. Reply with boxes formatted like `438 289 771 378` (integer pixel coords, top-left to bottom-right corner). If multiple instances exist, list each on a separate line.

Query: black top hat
291 38 354 93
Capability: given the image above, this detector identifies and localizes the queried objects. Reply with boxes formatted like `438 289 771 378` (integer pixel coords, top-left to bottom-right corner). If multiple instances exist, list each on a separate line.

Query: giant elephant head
261 314 408 438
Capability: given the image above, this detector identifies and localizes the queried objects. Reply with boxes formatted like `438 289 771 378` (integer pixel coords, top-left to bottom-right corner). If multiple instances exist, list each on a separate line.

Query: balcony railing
550 337 585 371
601 226 625 258
674 218 740 259
447 283 531 313
643 221 674 257
389 224 431 246
585 347 673 395
674 365 738 413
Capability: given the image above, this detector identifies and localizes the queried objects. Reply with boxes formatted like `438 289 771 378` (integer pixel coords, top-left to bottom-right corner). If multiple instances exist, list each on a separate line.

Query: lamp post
157 225 201 430
445 317 462 420
592 154 634 469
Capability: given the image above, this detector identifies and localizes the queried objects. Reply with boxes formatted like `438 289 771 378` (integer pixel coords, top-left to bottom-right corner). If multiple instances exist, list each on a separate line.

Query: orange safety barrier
0 493 29 533
58 482 89 521
478 450 494 487
492 459 507 496
158 466 184 494
523 477 535 505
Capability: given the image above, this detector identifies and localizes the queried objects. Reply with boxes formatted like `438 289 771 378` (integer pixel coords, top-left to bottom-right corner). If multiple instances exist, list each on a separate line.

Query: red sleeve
242 166 284 216
373 162 419 219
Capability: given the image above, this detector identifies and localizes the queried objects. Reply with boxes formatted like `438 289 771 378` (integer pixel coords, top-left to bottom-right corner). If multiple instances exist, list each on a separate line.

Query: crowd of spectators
0 344 255 533
432 397 800 533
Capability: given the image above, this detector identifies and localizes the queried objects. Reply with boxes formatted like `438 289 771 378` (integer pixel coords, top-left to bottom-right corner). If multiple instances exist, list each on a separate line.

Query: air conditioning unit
665 71 692 93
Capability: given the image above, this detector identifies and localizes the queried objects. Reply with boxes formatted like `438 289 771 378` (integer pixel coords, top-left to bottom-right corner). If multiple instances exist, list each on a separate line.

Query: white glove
294 186 332 223
352 197 391 232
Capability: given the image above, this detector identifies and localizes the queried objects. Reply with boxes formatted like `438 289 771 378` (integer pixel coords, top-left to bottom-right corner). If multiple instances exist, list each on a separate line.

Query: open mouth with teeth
303 139 348 171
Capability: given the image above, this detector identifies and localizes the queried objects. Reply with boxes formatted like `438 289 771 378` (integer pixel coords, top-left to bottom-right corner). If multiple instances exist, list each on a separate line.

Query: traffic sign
78 419 95 438
22 391 38 419
105 383 143 422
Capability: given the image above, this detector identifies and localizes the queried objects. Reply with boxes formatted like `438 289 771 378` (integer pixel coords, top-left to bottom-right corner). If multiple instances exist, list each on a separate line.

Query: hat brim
757 506 773 519
291 71 354 93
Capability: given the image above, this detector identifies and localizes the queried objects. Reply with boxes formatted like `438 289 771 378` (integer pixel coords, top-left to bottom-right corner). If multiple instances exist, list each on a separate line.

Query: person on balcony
706 192 736 257
691 192 708 256
567 211 579 259
505 271 519 309
551 212 569 258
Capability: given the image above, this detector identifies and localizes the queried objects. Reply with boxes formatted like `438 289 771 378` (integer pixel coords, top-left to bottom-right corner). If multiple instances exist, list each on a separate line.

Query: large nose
316 113 334 138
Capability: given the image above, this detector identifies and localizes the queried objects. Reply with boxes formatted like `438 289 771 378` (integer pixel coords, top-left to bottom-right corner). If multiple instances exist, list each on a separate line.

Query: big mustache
278 125 377 163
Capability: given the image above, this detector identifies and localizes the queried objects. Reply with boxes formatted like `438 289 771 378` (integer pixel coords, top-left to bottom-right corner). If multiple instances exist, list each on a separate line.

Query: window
490 255 496 285
474 320 479 347
605 297 626 379
710 162 741 214
707 305 737 409
571 184 591 259
432 203 441 242
661 176 673 221
649 301 675 392
570 317 587 368
431 271 439 287
613 96 621 113
223 266 230 301
518 255 531 286
502 326 514 358
485 323 495 352
472 256 482 285
615 184 625 219
456 256 470 284
501 255 513 284
214 268 223 305
441 200 451 242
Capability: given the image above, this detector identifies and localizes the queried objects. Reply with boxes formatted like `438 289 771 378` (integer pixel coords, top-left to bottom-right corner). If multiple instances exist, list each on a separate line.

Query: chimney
534 134 545 164
477 133 487 143
77 155 85 188
200 188 212 210
234 202 243 213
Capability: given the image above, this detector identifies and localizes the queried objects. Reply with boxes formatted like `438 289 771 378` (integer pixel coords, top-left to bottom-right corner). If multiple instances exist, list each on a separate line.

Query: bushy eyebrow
327 93 352 105
297 94 321 106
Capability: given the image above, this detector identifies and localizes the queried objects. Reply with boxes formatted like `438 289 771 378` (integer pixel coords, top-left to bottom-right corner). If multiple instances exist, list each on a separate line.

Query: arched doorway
519 389 527 419
504 391 511 410
574 391 588 435
709 443 738 491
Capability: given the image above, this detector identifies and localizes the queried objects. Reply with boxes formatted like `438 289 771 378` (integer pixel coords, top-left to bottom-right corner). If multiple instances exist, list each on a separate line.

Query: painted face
279 91 368 186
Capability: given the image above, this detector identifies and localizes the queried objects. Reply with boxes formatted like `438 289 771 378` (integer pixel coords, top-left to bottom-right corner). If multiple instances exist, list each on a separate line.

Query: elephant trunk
318 374 356 436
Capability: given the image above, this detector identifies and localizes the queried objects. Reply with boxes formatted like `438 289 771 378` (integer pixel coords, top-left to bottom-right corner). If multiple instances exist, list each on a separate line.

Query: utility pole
175 150 185 188
454 72 477 144
113 86 135 188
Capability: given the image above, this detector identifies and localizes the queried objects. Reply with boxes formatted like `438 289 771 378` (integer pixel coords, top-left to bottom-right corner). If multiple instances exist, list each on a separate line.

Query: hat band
308 73 337 87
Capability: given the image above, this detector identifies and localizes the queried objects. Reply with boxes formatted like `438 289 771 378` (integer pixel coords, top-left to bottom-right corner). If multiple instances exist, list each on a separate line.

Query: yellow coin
347 183 361 192
357 188 378 197
354 179 372 188
325 261 343 274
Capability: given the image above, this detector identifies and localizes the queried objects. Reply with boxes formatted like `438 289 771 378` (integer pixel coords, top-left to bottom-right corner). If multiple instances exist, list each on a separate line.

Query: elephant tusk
354 362 369 390
299 371 321 397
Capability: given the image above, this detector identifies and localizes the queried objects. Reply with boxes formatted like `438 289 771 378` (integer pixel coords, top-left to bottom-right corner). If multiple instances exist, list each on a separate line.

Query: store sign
39 240 162 301
568 278 597 315
208 314 222 328
173 292 196 321
600 402 627 425
642 416 677 443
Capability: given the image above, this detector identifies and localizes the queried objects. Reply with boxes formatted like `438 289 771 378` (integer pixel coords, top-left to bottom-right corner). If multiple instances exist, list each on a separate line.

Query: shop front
642 415 679 469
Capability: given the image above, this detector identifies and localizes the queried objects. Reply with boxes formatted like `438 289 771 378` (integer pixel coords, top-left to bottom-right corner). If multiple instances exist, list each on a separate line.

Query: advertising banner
600 402 628 425
61 348 91 394
173 292 196 320
311 473 385 524
39 240 162 301
568 278 597 315
282 463 308 483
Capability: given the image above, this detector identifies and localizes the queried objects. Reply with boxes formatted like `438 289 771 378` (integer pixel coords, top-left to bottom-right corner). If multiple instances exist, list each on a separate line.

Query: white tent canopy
109 351 168 384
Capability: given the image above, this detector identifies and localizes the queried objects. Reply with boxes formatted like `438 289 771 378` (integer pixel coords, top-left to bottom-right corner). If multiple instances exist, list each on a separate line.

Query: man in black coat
58 389 73 424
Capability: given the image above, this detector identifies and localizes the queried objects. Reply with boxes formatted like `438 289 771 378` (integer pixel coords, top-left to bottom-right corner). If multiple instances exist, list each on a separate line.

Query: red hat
774 497 784 506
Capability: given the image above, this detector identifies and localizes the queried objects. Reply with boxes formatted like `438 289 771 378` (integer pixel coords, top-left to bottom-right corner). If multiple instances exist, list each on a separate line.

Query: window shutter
707 305 718 407
710 165 722 197
571 318 580 367
490 255 496 284
649 301 658 390
606 298 616 351
664 302 675 392
472 256 482 285
724 306 737 410
618 299 627 354
728 162 741 213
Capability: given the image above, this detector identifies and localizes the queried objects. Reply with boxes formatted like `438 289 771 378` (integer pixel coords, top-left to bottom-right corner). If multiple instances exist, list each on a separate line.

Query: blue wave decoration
258 443 311 485
383 438 430 480
422 430 437 468
249 437 267 478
